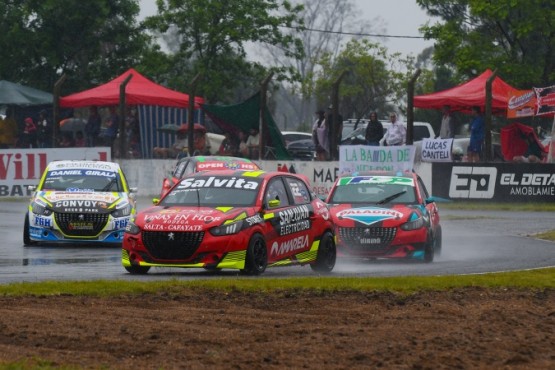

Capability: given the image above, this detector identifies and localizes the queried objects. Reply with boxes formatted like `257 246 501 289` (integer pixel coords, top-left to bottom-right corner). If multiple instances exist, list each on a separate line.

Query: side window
417 176 429 199
285 177 311 205
182 161 196 176
173 160 188 178
265 178 290 208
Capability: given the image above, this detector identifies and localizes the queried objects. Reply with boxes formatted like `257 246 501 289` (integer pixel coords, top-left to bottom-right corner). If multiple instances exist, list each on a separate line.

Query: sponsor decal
449 166 497 199
271 235 309 257
142 223 203 231
278 205 310 226
178 176 259 190
33 216 52 227
51 162 113 170
68 222 94 230
337 207 402 226
276 205 311 235
54 200 99 208
245 214 264 226
145 212 221 224
341 176 414 186
46 193 119 203
114 218 129 229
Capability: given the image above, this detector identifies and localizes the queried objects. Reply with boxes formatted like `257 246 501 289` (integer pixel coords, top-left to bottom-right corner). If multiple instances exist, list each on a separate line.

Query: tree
263 0 381 128
144 0 305 103
313 39 417 122
0 0 150 93
417 0 555 87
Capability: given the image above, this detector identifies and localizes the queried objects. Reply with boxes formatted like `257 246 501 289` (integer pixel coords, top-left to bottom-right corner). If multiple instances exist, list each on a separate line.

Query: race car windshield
330 184 415 204
42 172 122 192
160 187 258 207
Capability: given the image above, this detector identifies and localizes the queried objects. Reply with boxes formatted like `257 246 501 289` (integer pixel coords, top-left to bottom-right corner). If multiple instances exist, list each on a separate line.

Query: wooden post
406 69 421 145
52 74 66 147
259 73 273 160
330 70 348 160
187 73 202 156
118 74 133 159
485 70 497 162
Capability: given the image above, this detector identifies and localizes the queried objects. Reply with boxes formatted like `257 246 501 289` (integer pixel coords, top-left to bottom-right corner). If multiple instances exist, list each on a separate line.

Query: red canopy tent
414 69 516 114
59 68 204 108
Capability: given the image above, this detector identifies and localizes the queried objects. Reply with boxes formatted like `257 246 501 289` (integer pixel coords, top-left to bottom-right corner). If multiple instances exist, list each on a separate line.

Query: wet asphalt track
1 198 554 284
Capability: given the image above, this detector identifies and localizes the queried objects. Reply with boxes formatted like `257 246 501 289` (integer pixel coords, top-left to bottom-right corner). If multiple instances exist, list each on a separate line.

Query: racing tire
241 234 267 275
23 213 36 246
434 226 442 258
124 265 151 274
310 231 336 273
423 234 435 263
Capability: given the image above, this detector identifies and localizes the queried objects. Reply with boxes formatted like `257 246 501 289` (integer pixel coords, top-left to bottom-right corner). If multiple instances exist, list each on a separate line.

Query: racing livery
326 172 441 262
23 160 137 245
123 170 336 275
159 155 261 198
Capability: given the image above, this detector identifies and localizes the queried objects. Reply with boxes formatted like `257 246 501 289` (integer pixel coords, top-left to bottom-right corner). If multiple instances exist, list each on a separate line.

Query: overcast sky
138 0 435 57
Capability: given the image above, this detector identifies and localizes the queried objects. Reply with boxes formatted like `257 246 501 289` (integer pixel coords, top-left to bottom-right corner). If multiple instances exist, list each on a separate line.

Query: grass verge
0 268 553 296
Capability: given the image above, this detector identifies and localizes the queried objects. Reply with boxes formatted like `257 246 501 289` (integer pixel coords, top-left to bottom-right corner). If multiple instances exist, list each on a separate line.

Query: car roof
46 160 121 172
339 170 416 179
177 155 255 164
187 169 305 181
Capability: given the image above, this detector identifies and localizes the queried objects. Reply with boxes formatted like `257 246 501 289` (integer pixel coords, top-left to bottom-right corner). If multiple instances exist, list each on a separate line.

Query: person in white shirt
383 113 406 146
439 105 456 139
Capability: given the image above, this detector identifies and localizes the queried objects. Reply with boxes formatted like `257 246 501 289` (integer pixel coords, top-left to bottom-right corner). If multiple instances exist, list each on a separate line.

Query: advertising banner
431 162 555 202
421 138 453 162
0 147 111 197
535 85 555 116
507 89 536 119
338 145 416 175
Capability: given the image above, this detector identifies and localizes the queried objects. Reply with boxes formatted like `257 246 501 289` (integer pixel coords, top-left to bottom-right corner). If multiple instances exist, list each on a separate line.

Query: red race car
326 171 441 262
123 170 336 275
158 156 261 198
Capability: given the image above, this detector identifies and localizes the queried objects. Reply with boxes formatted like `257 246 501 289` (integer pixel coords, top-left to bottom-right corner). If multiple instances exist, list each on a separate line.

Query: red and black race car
123 170 336 275
326 171 441 262
159 156 261 198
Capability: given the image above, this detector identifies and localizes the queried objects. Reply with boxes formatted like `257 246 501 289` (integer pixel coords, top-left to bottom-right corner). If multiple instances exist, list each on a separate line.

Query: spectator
74 131 86 147
85 106 101 147
364 111 384 146
58 132 74 148
99 106 119 147
326 106 343 159
467 106 484 163
20 117 38 148
246 127 260 159
513 132 544 163
36 110 52 148
218 131 237 156
236 130 249 157
153 131 188 158
312 109 329 161
383 113 406 146
0 108 17 148
439 105 456 139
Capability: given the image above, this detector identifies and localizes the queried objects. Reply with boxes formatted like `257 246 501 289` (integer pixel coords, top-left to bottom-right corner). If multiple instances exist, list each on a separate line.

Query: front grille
338 227 397 252
55 212 109 237
142 231 205 260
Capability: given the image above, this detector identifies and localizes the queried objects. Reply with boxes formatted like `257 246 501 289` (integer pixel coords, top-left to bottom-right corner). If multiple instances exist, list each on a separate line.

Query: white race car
23 160 137 245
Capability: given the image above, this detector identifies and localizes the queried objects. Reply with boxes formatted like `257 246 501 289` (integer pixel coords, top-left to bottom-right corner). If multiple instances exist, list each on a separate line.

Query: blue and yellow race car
23 160 137 245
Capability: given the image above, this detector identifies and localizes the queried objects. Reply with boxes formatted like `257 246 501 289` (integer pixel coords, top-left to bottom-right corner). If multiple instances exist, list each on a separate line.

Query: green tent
0 80 53 106
202 93 291 160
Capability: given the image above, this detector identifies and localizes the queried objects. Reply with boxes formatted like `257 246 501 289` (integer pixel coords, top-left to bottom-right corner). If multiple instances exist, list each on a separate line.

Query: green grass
1 268 553 296
438 201 555 212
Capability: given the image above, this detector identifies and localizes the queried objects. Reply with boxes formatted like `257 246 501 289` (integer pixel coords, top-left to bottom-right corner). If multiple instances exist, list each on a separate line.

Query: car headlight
111 202 133 218
400 214 425 231
31 200 52 216
125 221 141 235
209 220 243 236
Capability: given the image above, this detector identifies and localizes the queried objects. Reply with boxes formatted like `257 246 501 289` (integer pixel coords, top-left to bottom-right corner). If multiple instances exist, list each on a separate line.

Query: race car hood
135 206 256 232
328 203 421 227
36 191 128 214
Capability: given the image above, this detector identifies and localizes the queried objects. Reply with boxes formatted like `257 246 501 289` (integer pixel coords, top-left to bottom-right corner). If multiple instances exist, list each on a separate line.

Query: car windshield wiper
101 178 118 192
376 190 406 205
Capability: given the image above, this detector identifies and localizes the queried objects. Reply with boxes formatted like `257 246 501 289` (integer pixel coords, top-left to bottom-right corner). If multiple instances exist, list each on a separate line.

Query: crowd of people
0 105 142 158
